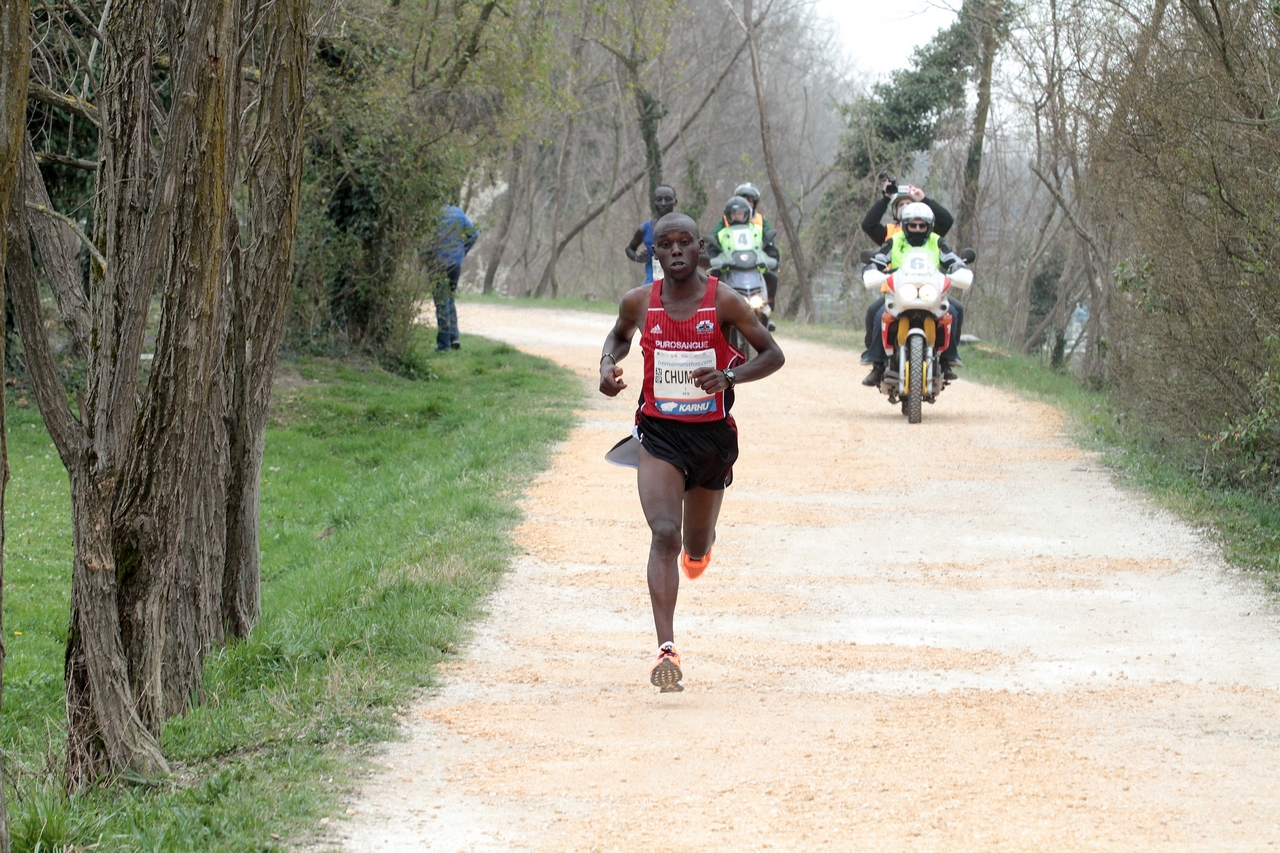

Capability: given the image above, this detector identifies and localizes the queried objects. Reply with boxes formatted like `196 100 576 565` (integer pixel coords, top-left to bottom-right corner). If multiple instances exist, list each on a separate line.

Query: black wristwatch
722 368 737 388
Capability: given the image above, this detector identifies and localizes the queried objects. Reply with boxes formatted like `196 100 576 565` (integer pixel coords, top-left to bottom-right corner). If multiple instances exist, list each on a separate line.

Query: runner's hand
632 248 649 263
600 364 626 396
692 367 729 393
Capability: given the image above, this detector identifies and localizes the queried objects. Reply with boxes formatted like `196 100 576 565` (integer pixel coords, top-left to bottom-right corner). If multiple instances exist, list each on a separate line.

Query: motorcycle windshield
724 268 765 295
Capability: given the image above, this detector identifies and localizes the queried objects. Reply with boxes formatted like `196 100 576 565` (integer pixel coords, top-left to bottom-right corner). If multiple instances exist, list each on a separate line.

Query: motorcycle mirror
960 248 977 264
859 249 875 264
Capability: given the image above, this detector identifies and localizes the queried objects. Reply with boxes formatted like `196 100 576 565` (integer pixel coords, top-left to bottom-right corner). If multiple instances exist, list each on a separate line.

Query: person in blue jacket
426 203 479 351
625 185 678 283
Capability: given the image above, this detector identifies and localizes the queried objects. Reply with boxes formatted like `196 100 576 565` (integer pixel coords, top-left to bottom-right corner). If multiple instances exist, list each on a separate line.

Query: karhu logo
650 324 663 334
695 320 714 334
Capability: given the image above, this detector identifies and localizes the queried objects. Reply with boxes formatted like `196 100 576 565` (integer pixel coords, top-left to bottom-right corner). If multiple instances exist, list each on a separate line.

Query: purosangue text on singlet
640 276 743 423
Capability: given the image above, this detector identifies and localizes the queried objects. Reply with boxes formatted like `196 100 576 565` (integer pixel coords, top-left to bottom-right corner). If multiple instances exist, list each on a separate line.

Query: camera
878 172 898 197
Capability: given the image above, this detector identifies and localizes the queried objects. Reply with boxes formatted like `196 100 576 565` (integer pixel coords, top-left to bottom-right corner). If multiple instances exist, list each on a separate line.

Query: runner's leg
637 446 687 645
681 486 724 560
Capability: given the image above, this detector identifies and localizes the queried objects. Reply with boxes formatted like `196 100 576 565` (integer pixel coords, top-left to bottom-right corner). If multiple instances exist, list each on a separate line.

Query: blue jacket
431 205 478 267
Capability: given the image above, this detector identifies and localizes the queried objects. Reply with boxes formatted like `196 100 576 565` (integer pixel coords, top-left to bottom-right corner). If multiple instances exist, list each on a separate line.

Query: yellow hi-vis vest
889 231 941 271
718 222 764 256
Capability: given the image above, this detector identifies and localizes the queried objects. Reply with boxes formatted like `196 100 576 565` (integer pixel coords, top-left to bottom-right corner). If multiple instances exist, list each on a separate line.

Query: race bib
652 347 717 417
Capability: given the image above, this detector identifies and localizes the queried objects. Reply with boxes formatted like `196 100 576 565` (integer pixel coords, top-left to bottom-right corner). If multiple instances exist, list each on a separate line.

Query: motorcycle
709 223 776 357
861 246 975 424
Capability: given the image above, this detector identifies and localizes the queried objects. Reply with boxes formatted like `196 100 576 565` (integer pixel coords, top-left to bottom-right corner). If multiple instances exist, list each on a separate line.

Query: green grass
771 316 1280 587
2 333 580 851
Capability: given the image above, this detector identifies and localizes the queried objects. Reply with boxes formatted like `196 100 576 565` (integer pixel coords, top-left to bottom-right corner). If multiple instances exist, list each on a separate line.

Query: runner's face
652 189 676 217
653 228 700 281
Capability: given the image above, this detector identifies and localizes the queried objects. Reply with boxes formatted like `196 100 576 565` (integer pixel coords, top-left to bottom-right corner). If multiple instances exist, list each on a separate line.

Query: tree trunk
5 203 168 784
535 116 574 297
631 74 664 205
0 0 30 843
224 0 313 640
482 141 522 295
955 0 999 251
741 0 811 318
109 0 241 735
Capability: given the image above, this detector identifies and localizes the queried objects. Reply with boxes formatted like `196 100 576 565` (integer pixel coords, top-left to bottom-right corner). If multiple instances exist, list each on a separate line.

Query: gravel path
321 302 1280 852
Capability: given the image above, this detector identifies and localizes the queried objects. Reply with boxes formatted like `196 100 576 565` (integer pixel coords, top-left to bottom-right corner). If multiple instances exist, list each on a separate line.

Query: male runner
600 213 784 692
625 185 678 284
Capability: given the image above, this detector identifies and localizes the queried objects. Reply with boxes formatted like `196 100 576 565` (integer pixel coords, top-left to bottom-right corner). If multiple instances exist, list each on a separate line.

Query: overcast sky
811 0 961 78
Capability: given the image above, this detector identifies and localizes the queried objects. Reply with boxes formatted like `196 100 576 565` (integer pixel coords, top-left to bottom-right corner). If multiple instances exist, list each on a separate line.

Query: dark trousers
765 270 778 308
432 262 462 349
861 296 964 364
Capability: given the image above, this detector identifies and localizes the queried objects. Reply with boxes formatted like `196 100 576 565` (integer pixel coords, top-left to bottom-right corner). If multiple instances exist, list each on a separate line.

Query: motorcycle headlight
898 282 919 300
918 284 939 303
748 295 765 309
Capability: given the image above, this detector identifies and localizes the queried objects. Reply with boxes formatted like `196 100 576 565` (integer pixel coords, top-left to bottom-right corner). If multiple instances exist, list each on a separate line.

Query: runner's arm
692 285 784 393
599 286 649 396
625 226 647 262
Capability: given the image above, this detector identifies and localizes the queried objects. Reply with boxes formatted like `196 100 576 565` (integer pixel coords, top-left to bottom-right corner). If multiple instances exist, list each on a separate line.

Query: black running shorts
637 413 738 492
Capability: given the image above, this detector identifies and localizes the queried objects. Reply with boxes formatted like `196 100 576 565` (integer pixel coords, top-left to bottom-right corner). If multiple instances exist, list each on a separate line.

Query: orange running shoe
681 548 712 580
650 646 684 692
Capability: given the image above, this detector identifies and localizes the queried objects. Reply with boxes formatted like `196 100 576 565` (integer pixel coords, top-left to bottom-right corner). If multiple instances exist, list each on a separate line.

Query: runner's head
652 185 677 219
723 195 752 226
652 213 702 281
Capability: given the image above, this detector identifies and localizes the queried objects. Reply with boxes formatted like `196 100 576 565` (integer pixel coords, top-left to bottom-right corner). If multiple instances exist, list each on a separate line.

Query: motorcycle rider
862 202 968 386
626 184 679 284
861 178 965 380
707 195 768 272
712 183 779 330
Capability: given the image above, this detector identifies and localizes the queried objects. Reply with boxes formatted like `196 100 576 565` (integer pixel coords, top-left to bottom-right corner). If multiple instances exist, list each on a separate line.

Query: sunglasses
906 222 930 231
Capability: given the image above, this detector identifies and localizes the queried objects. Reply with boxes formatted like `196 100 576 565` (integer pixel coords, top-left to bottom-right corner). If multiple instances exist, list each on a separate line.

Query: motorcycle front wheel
907 335 924 424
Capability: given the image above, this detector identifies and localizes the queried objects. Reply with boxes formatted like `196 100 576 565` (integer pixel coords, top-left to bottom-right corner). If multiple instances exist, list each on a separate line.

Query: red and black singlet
640 276 744 423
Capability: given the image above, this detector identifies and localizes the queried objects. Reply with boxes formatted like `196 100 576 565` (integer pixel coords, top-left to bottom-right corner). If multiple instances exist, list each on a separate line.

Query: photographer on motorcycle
861 177 965 380
862 202 968 386
712 183 779 330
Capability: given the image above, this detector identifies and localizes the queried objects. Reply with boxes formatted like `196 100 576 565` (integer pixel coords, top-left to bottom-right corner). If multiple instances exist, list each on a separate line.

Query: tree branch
546 34 750 255
26 202 106 268
34 151 97 170
1027 161 1104 265
27 80 100 125
20 134 94 351
5 192 84 462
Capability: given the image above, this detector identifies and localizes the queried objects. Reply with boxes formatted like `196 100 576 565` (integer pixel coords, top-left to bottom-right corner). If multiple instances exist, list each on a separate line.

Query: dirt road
324 303 1280 851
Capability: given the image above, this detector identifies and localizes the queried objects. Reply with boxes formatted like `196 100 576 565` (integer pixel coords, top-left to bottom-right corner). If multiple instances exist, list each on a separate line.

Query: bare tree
13 0 315 786
733 0 812 317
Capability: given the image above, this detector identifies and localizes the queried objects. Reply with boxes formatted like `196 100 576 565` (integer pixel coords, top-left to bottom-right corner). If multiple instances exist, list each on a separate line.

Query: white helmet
899 202 934 228
890 191 915 221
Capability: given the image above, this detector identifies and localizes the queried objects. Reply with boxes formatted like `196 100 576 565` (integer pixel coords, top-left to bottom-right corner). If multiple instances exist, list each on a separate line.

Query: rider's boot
862 362 886 387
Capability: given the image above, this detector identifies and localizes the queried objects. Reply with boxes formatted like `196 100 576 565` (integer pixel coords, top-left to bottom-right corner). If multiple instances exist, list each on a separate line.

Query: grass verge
771 317 1280 588
2 334 580 851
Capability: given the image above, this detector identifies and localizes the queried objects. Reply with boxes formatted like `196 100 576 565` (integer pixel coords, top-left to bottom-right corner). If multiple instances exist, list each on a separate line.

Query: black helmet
734 183 761 206
723 195 753 225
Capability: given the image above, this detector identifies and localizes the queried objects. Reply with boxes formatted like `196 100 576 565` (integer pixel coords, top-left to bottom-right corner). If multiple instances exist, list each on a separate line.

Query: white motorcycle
861 246 974 424
710 223 775 357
